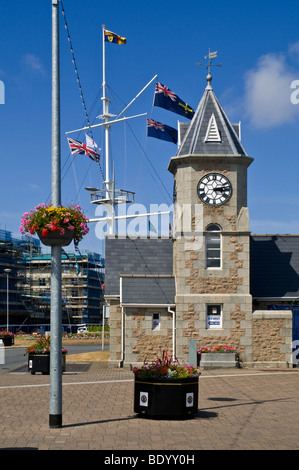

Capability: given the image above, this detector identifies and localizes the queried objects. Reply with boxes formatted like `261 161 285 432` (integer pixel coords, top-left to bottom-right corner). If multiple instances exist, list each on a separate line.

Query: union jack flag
147 118 178 144
155 82 177 102
147 118 165 131
67 138 100 163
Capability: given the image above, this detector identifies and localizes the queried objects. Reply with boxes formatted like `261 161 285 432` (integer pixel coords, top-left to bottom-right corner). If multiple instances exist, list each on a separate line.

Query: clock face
197 173 232 206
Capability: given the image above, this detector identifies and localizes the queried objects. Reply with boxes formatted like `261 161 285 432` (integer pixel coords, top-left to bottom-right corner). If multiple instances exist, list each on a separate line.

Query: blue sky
1 0 299 256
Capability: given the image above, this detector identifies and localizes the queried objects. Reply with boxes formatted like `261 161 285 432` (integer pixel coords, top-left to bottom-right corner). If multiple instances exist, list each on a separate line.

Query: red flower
29 229 35 234
51 225 57 232
42 228 49 237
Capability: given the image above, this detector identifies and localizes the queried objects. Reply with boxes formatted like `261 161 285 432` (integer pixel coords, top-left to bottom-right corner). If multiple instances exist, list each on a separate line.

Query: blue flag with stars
154 82 194 120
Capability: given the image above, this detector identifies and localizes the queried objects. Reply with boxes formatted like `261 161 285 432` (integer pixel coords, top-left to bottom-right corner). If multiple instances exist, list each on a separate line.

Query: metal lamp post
4 268 11 332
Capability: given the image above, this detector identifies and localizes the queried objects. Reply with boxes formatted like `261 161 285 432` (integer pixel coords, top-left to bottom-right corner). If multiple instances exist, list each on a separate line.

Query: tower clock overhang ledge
168 154 254 175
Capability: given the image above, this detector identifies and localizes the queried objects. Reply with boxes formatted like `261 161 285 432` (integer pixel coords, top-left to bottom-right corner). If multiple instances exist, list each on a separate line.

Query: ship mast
66 26 156 235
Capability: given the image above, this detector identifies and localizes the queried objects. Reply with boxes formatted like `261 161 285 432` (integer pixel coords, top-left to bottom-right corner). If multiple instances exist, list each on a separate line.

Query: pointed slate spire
177 72 247 156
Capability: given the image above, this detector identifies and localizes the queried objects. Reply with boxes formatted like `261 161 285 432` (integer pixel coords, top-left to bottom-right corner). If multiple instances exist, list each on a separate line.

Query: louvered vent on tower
204 113 221 142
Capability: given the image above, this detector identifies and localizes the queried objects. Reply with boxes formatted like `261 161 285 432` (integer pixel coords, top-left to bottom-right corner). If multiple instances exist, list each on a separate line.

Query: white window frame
206 304 222 329
205 224 222 269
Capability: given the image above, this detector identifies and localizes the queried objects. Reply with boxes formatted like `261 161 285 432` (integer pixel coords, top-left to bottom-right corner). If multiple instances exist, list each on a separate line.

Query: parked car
77 325 88 334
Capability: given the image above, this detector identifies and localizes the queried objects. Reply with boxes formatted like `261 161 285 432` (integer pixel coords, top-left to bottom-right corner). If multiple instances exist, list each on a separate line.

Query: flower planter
134 376 199 417
199 352 239 370
37 229 74 247
28 353 66 375
0 335 14 346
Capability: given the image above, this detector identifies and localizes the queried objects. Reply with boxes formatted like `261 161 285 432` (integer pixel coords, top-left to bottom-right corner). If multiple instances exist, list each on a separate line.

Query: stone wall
107 298 122 367
126 307 173 366
174 294 252 365
108 303 174 368
252 310 292 368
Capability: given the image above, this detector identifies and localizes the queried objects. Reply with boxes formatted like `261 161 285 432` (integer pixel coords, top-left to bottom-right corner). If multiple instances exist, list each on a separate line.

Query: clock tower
168 71 254 365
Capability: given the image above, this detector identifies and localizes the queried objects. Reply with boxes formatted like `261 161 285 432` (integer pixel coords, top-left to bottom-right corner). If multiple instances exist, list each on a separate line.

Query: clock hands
213 185 230 193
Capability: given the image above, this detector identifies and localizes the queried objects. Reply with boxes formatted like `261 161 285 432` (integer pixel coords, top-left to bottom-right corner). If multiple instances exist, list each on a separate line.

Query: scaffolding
0 230 105 328
22 250 105 325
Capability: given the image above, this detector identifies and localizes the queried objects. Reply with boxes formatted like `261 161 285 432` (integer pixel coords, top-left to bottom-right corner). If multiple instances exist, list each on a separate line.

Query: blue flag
147 118 178 144
154 82 194 120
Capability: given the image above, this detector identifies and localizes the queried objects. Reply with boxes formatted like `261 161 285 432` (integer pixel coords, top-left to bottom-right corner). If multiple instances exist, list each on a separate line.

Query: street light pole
4 268 11 332
49 0 62 429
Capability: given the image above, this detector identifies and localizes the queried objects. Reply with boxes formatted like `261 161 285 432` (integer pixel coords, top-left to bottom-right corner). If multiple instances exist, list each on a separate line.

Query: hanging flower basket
20 203 89 246
37 228 74 247
133 351 200 417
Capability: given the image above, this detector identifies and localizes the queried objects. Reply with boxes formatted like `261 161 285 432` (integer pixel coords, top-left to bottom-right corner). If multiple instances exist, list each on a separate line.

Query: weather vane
196 49 221 86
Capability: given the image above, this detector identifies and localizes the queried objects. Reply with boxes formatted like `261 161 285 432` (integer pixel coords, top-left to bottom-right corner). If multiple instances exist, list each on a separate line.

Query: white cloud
21 54 46 76
243 49 299 128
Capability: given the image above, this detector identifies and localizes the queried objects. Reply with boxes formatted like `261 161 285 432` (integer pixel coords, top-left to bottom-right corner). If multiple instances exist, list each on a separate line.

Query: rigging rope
106 85 172 203
60 1 106 187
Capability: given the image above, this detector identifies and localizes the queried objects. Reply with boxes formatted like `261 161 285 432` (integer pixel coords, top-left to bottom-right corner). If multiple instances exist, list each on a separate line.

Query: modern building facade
0 230 105 329
22 250 105 326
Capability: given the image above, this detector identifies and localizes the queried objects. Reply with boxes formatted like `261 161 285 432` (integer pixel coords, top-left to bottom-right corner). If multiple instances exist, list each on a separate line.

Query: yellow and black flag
104 29 126 45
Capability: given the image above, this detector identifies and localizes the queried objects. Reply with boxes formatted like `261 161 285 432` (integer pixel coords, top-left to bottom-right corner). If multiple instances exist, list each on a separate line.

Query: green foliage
25 335 68 355
87 325 110 333
132 350 200 379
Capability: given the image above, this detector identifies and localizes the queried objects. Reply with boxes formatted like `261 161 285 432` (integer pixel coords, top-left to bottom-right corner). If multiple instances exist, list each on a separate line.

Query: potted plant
0 330 14 346
197 345 239 370
25 335 68 375
20 202 89 246
133 351 200 417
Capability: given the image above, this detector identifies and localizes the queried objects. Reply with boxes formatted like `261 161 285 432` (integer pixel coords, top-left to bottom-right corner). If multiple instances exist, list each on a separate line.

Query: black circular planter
0 335 14 346
28 353 66 375
134 376 199 418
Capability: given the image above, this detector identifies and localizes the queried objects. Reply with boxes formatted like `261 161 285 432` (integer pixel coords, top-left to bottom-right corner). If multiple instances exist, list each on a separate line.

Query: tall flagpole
101 25 114 235
49 0 62 429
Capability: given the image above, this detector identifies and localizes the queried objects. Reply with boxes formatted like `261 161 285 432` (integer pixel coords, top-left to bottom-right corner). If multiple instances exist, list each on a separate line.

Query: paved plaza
0 360 299 452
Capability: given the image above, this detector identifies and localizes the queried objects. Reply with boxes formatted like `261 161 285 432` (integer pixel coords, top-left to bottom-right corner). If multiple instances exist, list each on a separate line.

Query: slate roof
105 235 299 304
177 78 247 156
105 236 175 305
121 276 175 305
250 235 299 299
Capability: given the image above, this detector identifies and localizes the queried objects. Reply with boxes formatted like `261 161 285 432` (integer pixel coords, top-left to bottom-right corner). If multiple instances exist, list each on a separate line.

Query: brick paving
0 361 299 451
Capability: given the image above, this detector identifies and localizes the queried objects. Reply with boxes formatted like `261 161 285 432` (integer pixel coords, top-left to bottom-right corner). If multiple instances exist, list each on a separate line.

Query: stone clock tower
168 72 254 365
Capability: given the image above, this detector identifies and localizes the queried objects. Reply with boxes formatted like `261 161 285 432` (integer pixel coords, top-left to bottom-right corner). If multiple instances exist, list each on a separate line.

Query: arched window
205 224 221 268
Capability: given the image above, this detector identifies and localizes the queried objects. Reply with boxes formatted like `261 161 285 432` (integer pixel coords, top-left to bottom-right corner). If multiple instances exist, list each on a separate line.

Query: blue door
292 307 299 343
292 307 299 367
268 305 299 366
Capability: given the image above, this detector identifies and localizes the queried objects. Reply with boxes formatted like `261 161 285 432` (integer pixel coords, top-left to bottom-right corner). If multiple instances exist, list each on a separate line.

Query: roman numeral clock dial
197 173 232 206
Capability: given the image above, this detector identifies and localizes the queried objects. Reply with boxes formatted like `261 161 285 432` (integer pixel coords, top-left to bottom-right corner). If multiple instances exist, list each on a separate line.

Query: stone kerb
199 352 239 370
